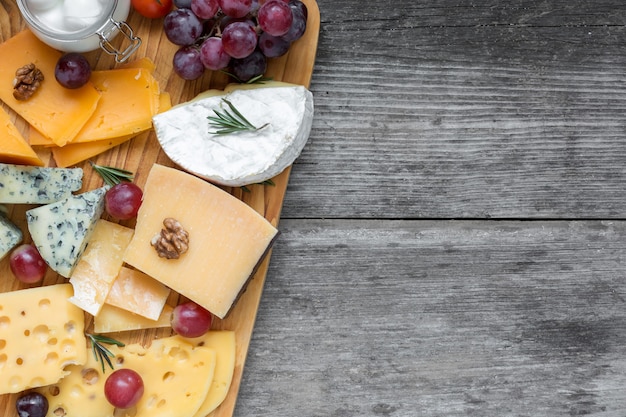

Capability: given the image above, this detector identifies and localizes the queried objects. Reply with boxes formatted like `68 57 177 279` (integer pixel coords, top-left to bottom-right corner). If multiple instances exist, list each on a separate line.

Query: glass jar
16 0 141 63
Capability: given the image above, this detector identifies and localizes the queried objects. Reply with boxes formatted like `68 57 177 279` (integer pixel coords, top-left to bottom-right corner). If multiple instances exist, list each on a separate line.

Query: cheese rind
0 163 83 204
26 186 107 277
0 284 87 394
39 335 216 417
0 214 23 260
105 266 170 320
152 83 314 186
123 164 278 318
68 220 134 316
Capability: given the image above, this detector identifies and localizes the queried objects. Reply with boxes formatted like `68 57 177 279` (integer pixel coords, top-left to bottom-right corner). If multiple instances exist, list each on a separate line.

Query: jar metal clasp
98 18 141 63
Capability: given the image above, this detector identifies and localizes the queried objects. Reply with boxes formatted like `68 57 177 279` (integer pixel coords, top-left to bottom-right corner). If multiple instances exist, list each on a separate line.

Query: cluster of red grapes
166 0 308 81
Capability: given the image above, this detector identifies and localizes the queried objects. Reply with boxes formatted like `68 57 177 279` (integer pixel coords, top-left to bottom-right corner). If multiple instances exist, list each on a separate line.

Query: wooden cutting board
0 1 319 416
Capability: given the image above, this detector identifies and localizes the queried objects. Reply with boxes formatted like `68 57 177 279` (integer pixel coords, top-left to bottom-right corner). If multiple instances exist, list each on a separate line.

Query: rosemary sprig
208 99 269 135
90 161 134 186
87 333 125 373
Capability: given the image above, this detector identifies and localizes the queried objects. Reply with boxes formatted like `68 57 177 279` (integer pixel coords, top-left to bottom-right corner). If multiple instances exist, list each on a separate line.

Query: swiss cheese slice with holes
38 335 216 417
184 331 236 417
0 284 87 395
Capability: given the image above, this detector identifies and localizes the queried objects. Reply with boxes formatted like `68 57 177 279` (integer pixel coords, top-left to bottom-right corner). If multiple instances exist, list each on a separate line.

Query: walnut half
151 218 189 259
13 63 44 101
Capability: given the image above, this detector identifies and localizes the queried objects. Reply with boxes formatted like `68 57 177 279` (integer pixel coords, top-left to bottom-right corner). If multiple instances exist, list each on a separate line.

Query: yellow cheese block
50 92 172 167
70 67 161 144
0 30 101 146
123 164 278 318
0 284 87 394
68 219 134 316
185 331 237 417
105 266 170 320
0 105 43 166
93 304 173 333
39 335 216 417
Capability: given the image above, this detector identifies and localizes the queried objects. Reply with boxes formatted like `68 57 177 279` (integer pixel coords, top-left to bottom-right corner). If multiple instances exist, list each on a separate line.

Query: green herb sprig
87 333 125 373
208 99 269 135
90 161 134 186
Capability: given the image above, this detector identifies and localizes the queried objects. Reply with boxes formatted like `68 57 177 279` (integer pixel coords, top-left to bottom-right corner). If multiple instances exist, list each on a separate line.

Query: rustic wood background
236 1 626 416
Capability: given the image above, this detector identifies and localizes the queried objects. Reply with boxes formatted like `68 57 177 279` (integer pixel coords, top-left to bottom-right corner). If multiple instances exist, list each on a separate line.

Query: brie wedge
152 82 314 186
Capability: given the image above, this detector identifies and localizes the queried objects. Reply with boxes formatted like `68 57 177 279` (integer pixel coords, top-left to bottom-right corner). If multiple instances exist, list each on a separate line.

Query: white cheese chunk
26 186 107 277
0 214 22 260
0 163 83 204
152 83 314 186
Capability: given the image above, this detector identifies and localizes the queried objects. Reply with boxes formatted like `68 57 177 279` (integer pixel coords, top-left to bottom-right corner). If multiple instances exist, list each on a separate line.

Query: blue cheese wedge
152 82 314 186
0 163 83 204
0 214 22 260
26 186 107 277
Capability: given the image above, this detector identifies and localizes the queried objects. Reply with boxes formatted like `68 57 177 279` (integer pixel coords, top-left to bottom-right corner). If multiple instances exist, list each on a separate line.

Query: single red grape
171 301 213 337
191 0 219 19
173 45 206 80
200 37 231 70
104 369 144 409
221 21 258 59
218 0 252 17
105 182 143 220
257 0 293 36
55 53 91 89
9 244 47 284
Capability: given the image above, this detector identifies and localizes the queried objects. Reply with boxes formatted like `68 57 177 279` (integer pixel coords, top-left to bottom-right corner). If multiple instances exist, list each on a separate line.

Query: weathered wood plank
235 218 626 416
282 1 626 219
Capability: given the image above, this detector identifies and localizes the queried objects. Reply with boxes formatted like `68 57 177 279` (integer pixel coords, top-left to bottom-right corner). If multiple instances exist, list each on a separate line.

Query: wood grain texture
282 0 626 219
0 1 319 416
236 219 626 417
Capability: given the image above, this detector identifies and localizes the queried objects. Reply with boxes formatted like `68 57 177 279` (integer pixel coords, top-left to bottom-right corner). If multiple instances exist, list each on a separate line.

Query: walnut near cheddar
123 164 279 319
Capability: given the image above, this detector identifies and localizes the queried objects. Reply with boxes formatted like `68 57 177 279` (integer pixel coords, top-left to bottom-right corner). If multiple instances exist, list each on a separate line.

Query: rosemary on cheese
208 98 269 135
87 333 125 373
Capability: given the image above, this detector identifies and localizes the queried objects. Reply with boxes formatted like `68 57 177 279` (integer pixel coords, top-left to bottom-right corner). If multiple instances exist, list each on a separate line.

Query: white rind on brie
152 83 314 186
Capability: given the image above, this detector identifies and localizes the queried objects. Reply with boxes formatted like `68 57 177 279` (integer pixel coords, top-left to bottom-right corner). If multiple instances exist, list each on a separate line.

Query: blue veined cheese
152 82 314 186
0 163 83 204
26 186 107 278
0 214 22 260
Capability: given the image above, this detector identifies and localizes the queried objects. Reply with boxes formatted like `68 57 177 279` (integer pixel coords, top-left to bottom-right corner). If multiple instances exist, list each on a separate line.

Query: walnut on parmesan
152 82 314 187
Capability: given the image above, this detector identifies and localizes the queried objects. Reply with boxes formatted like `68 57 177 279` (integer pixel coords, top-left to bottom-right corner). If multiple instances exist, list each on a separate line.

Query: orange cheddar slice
0 30 101 146
50 92 172 167
0 105 43 166
51 135 134 167
27 126 54 147
70 67 161 144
